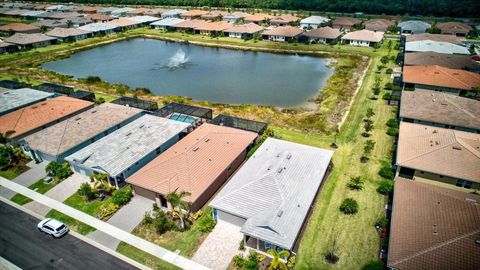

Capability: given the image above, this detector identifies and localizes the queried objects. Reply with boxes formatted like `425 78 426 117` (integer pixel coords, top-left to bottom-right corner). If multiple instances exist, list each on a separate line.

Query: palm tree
166 190 191 230
267 249 290 270
0 130 15 144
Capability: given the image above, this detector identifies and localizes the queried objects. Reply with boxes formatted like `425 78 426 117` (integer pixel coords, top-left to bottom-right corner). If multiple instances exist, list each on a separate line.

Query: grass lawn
10 177 58 205
117 243 180 270
46 194 114 235
0 163 30 180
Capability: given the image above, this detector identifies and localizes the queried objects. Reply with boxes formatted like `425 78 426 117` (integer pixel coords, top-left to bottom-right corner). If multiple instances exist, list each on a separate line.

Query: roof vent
475 240 480 245
286 153 292 160
277 168 283 174
434 72 440 74
192 146 199 152
277 210 283 217
432 224 438 235
91 110 97 114
204 137 210 142
125 132 132 137
465 198 477 204
452 146 462 150
267 165 272 171
139 124 145 129
432 130 438 134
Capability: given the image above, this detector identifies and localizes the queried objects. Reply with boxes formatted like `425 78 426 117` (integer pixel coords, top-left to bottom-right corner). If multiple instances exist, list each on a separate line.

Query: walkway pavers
192 220 244 270
0 161 46 199
87 196 153 250
0 177 210 270
25 173 89 216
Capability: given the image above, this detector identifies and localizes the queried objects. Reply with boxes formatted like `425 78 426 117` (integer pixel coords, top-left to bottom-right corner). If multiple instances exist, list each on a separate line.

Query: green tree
366 108 375 119
347 176 364 191
339 198 359 214
78 182 96 201
361 140 375 162
166 190 191 230
267 249 290 270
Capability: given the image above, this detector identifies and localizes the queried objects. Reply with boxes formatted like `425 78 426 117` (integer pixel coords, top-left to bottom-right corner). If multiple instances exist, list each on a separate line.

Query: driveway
87 195 153 250
24 173 88 216
192 220 244 270
0 161 46 199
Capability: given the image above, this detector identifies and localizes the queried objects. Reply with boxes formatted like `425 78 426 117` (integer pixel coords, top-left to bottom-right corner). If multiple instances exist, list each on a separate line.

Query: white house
341 29 384 47
300 16 330 30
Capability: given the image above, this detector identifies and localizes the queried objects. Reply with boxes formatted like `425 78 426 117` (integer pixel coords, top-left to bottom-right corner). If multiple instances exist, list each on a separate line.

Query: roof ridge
444 94 478 121
390 229 480 267
214 172 277 204
54 119 70 156
436 65 470 88
455 136 480 159
398 130 456 165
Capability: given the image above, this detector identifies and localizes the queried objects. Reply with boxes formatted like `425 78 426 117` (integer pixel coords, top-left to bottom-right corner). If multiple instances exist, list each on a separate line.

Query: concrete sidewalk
87 196 153 250
0 161 46 199
0 177 210 270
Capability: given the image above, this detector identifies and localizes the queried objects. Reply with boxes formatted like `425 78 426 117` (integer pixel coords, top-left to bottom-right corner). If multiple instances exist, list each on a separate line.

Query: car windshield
56 225 66 231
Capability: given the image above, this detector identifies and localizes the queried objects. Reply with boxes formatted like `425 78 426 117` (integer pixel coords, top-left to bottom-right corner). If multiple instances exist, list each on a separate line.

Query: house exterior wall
228 32 243 38
132 185 157 201
400 117 480 134
413 170 480 191
300 22 320 29
412 84 461 95
343 39 371 47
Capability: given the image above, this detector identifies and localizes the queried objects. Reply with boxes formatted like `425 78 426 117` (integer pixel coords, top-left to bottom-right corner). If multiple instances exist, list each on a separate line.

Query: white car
37 218 69 238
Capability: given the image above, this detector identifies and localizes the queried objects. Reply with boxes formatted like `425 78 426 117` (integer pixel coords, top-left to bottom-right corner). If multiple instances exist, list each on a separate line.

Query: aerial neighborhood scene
0 0 479 269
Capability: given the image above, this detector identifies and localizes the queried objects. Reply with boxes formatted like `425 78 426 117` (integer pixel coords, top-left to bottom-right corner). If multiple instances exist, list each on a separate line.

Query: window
456 179 464 187
456 179 472 189
439 175 444 179
464 181 473 189
227 165 232 171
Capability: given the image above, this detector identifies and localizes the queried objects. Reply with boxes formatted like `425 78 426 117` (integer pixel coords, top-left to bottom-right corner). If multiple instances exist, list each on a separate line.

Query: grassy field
10 177 57 205
117 243 180 270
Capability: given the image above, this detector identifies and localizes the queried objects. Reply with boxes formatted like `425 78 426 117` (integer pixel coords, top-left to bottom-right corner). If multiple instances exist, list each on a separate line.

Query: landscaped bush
197 208 216 233
382 92 391 100
347 176 364 191
385 68 393 74
78 182 96 201
0 146 9 170
239 239 245 250
233 251 259 270
46 161 73 181
375 215 389 229
142 211 153 225
153 210 174 234
111 186 132 206
386 118 399 128
379 165 395 180
384 82 393 90
97 202 119 220
377 180 394 194
287 255 296 268
339 198 359 215
386 127 399 137
361 260 385 270
83 76 101 84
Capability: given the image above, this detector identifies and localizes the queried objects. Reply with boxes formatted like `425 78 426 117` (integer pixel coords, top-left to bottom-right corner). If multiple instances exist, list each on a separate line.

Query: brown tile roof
304 26 342 39
144 8 167 16
332 17 362 27
262 26 303 37
85 14 113 22
244 13 274 23
0 96 93 139
224 23 264 34
5 33 57 45
388 178 480 270
107 18 139 27
403 65 480 91
400 90 480 131
201 10 228 19
45 27 90 38
128 8 150 15
24 103 142 157
195 21 232 32
437 22 473 33
0 23 39 32
341 29 384 42
180 9 208 18
80 6 101 13
364 19 394 31
270 14 300 24
404 52 480 71
406 33 463 45
173 19 208 29
126 123 257 205
396 122 480 182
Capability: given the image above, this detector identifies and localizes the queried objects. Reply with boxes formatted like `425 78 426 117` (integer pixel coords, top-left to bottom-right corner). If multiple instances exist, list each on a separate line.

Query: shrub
97 202 119 220
382 92 391 100
376 215 389 229
197 209 216 233
233 251 259 270
94 97 105 105
379 166 395 180
78 182 96 201
384 82 393 90
46 161 72 180
362 260 385 270
142 211 153 225
0 146 10 170
339 198 358 215
377 180 394 194
111 186 132 206
84 76 101 84
386 127 399 137
347 176 364 191
386 118 399 128
385 68 393 74
153 210 173 234
287 255 296 268
239 239 245 250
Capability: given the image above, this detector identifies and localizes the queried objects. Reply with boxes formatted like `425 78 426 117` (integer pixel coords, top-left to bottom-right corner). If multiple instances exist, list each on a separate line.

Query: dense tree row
42 0 479 18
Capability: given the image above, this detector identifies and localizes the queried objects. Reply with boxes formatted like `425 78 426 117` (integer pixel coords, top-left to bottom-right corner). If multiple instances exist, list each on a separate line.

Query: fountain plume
166 49 189 70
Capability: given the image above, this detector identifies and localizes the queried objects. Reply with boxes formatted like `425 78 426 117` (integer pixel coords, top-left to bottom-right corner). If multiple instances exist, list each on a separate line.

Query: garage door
217 210 246 227
133 186 156 201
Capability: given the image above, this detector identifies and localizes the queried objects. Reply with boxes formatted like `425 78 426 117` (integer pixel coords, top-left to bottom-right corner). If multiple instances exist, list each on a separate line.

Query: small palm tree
166 190 191 230
267 248 290 270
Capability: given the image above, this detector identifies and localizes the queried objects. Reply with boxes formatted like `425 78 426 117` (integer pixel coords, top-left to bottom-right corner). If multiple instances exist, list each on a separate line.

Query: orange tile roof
126 123 257 205
0 96 93 139
86 14 113 21
107 18 139 27
332 17 362 27
196 21 232 32
270 14 300 24
224 23 264 34
403 65 480 91
244 13 274 22
201 10 228 19
181 9 208 18
0 23 38 32
173 19 208 29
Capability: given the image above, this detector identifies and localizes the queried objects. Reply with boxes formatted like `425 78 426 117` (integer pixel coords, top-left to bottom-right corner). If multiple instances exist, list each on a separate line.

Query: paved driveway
25 173 88 216
87 195 153 250
192 220 244 270
0 161 46 199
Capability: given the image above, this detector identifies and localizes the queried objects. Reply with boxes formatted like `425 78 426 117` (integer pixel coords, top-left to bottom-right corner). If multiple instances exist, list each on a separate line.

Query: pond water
42 38 334 107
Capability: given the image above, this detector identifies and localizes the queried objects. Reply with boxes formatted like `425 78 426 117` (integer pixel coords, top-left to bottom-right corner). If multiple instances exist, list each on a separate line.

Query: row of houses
0 81 333 255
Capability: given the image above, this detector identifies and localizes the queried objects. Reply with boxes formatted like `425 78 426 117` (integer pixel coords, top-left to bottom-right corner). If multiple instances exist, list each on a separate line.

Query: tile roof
126 123 257 204
364 19 394 31
404 52 479 70
405 40 470 55
128 7 150 15
31 19 67 29
400 90 480 130
437 22 473 33
24 103 142 157
388 178 480 270
262 26 303 37
403 65 480 91
210 138 333 250
173 19 208 29
150 17 185 27
85 14 113 21
20 10 45 17
107 18 140 27
38 11 81 20
244 13 274 22
195 21 232 32
224 23 264 34
332 17 362 27
300 16 330 25
270 14 300 24
0 23 38 32
79 22 118 33
0 88 54 115
180 9 208 18
161 9 187 17
406 33 463 45
304 26 342 39
0 96 93 139
223 12 251 20
144 8 167 16
127 15 161 24
201 11 228 19
341 29 384 42
4 33 57 45
396 122 480 182
46 27 90 38
398 20 431 34
66 114 190 178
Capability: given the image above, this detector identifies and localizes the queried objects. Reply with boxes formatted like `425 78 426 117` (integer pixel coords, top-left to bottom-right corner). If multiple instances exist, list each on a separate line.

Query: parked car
37 218 69 238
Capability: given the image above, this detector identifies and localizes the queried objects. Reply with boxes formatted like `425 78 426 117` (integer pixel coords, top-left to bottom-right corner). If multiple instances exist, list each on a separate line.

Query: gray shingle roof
210 138 333 250
0 88 54 115
66 114 190 177
398 20 431 34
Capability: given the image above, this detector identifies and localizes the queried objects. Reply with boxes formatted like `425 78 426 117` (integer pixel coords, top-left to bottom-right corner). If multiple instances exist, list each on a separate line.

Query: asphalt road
0 201 139 270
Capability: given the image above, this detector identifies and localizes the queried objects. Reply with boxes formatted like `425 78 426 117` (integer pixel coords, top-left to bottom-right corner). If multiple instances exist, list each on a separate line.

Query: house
223 23 264 39
195 21 232 35
46 5 70 12
388 178 480 270
402 65 480 95
66 114 190 187
332 17 362 31
127 8 151 16
80 6 101 14
22 103 142 162
20 10 47 19
398 20 431 34
85 14 113 23
59 17 92 27
406 33 463 45
180 9 208 19
210 138 333 253
2 8 27 16
300 16 330 30
161 9 187 19
395 122 480 190
270 14 300 26
303 26 342 44
144 8 167 17
107 18 141 31
37 11 82 20
111 7 135 18
262 26 303 42
222 12 251 24
0 96 93 140
363 19 394 32
97 7 117 15
32 20 68 30
0 88 54 116
403 52 479 71
172 19 208 32
244 13 274 25
150 18 185 30
127 15 161 25
341 29 383 47
201 11 227 21
0 23 39 33
399 90 480 133
405 40 470 55
46 27 91 42
33 82 74 95
0 40 17 54
437 21 473 37
126 123 257 212
4 33 57 49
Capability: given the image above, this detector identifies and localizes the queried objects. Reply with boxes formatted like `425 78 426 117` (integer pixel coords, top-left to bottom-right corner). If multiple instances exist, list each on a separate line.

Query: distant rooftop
405 40 470 54
0 88 54 115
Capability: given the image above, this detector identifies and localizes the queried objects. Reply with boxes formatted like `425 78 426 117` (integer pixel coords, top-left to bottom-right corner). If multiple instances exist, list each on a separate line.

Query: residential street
0 201 139 270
